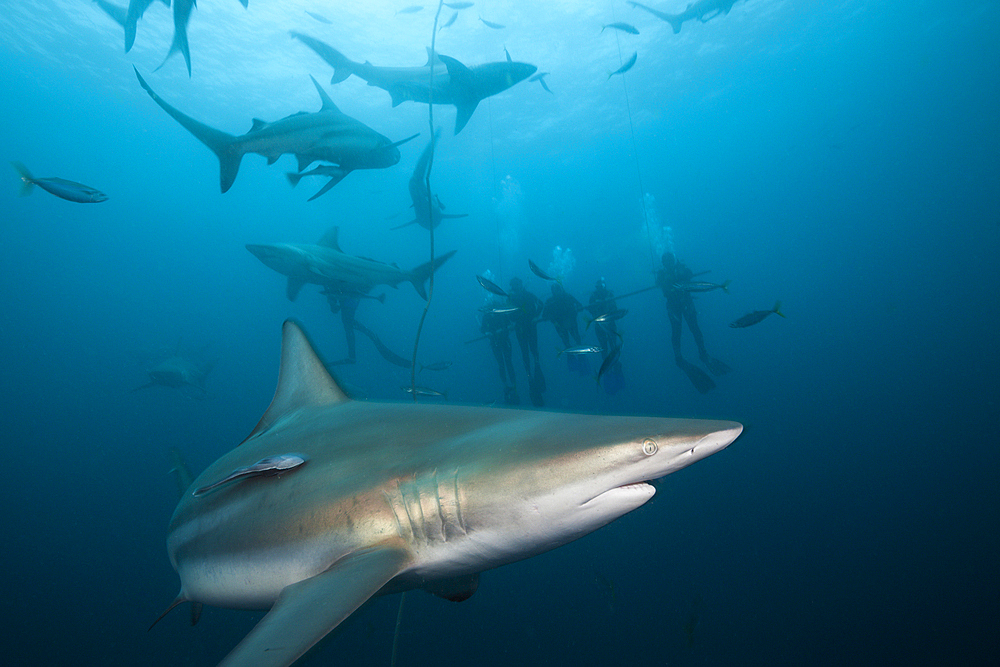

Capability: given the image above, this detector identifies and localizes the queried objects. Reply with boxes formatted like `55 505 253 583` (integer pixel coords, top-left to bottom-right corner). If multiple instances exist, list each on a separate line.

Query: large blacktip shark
133 67 412 193
153 320 742 666
290 32 537 134
246 226 455 301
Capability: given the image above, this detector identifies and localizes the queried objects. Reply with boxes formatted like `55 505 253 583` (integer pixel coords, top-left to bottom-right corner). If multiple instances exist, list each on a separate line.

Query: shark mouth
583 481 655 508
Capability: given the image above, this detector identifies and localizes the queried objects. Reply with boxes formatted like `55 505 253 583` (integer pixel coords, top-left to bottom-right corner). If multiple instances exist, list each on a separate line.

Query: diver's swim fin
678 358 716 393
701 355 732 377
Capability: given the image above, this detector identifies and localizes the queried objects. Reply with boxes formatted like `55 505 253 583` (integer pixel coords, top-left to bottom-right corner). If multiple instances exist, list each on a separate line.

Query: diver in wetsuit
506 277 546 406
655 252 730 392
480 305 518 404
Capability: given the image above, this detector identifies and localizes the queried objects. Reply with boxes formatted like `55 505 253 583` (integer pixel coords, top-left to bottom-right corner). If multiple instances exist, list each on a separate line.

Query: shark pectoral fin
306 170 351 201
286 277 307 302
453 99 480 135
218 547 409 667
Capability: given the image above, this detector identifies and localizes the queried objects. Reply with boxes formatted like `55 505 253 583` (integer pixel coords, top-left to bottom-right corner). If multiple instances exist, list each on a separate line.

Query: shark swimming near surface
246 226 456 301
290 32 536 134
153 320 741 666
134 67 410 193
628 0 741 34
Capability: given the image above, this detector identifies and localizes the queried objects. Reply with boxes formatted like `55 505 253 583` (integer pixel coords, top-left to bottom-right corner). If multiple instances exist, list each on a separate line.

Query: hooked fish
528 259 557 281
729 301 785 328
673 280 731 294
602 22 639 34
558 345 602 357
11 162 108 203
586 308 629 330
609 52 638 79
477 275 509 298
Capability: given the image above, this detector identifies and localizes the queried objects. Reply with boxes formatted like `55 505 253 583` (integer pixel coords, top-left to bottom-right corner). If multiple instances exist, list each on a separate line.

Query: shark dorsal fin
250 118 268 131
242 321 349 444
423 47 444 67
317 226 342 251
310 76 340 113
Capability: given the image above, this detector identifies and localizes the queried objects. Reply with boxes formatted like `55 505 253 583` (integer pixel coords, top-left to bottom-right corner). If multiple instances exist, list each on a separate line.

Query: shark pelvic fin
217 546 409 667
241 321 350 444
424 573 480 602
148 593 189 631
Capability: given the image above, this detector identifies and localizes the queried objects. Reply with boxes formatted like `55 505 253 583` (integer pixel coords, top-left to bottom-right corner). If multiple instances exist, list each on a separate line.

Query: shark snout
690 422 742 460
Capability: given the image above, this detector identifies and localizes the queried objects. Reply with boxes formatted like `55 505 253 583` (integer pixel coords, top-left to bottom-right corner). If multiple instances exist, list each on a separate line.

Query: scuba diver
506 277 546 406
324 285 411 368
480 303 519 404
324 287 361 365
588 278 619 357
587 278 626 393
655 252 731 393
543 283 586 373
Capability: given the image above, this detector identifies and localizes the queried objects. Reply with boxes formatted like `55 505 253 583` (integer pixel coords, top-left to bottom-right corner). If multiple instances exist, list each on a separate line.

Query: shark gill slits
642 438 658 456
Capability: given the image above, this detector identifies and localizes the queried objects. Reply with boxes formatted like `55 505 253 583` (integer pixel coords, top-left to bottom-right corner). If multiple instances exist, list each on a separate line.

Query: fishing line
390 591 407 667
610 2 657 274
409 0 447 400
488 98 503 281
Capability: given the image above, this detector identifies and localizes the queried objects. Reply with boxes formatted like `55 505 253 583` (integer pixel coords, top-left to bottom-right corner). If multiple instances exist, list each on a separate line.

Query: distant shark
246 226 456 301
628 0 741 34
133 354 214 398
133 67 412 193
291 32 537 134
154 320 742 666
393 131 468 230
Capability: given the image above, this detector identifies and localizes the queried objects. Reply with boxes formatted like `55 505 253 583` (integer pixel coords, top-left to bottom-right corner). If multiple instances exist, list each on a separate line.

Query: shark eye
642 439 658 456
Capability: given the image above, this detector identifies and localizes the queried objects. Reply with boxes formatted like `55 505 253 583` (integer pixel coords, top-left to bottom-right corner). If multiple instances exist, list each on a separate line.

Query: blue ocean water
1 0 997 665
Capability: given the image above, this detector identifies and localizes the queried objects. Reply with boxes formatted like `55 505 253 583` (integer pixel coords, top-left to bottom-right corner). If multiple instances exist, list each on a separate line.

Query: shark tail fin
773 301 785 318
134 67 243 192
290 32 356 84
409 249 457 300
11 161 35 196
721 279 731 294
